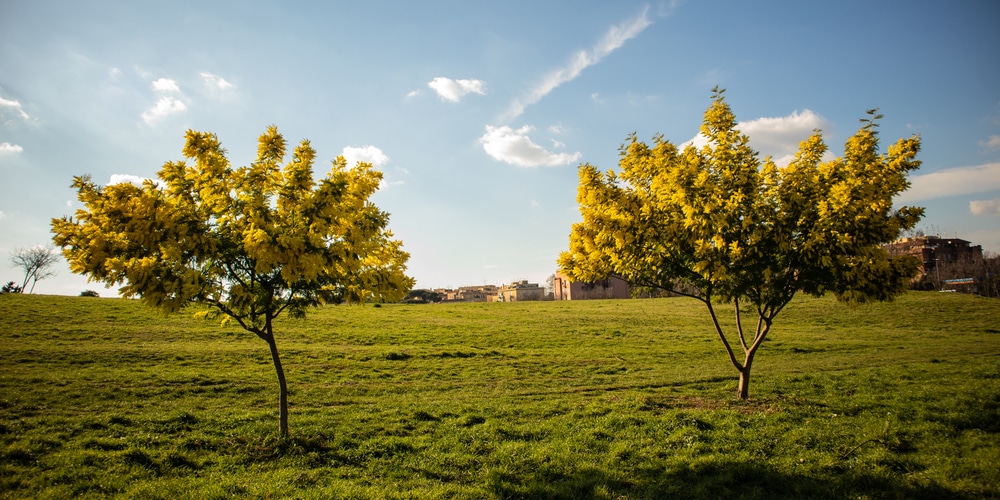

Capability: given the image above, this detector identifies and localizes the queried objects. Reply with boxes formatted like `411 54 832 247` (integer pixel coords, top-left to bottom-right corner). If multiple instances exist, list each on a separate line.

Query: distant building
434 285 498 302
497 280 544 302
884 236 984 278
552 270 631 300
456 285 498 302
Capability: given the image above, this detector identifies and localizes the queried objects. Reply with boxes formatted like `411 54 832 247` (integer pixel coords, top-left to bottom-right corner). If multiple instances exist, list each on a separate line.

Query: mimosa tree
52 126 414 435
559 89 923 399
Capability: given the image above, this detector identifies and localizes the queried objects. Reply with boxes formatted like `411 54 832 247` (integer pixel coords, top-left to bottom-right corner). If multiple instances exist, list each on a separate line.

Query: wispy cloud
896 162 1000 203
0 142 23 155
481 6 654 168
428 77 486 102
971 198 1000 216
500 5 653 122
980 135 1000 151
0 96 30 121
342 145 389 168
547 124 567 134
379 166 409 189
200 72 233 91
480 125 581 168
142 77 186 125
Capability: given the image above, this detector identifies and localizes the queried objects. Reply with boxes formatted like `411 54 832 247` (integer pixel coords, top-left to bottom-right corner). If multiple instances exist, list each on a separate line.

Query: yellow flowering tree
52 126 414 435
559 89 923 399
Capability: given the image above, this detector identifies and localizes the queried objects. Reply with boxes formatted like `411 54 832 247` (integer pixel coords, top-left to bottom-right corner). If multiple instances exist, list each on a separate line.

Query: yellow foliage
559 90 923 309
52 127 415 328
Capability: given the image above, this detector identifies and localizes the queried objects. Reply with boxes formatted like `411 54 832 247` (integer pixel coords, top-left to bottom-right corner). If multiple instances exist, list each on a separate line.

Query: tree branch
208 298 268 342
734 298 749 352
705 298 744 371
615 273 704 301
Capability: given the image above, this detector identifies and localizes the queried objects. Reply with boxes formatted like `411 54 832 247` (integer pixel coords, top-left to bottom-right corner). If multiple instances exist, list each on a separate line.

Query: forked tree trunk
263 317 289 437
736 341 763 400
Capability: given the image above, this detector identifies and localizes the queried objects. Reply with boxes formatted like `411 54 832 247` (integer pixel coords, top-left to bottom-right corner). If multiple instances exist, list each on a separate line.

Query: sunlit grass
1 292 998 498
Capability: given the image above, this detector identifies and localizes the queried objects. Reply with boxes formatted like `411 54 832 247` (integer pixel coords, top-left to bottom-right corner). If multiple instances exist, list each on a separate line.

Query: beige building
552 270 631 300
434 285 498 302
456 285 498 302
497 280 544 302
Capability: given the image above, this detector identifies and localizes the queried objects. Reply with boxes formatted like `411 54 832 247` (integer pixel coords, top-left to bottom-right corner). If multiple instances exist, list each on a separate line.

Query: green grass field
1 292 998 499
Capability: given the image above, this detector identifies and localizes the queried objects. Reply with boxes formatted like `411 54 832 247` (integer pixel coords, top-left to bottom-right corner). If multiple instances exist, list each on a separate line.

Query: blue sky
2 0 998 295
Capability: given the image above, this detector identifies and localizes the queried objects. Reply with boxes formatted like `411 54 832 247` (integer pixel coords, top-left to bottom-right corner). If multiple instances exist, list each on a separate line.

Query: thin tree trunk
737 322 768 400
737 360 753 400
264 316 289 437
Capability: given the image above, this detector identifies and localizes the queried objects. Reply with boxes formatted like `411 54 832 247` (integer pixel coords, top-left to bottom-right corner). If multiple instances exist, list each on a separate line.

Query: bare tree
10 246 59 294
931 250 1000 299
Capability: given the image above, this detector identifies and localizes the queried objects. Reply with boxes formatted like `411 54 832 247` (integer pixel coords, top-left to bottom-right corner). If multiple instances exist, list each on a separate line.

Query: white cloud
342 145 389 168
406 90 420 98
0 96 30 120
142 77 188 124
680 133 710 152
980 135 1000 151
0 142 24 155
897 162 1000 203
480 125 582 168
142 96 187 124
0 211 5 219
109 174 151 187
739 109 830 165
151 78 180 93
200 72 233 90
501 5 652 122
108 67 123 79
971 198 1000 216
427 77 486 102
681 109 831 166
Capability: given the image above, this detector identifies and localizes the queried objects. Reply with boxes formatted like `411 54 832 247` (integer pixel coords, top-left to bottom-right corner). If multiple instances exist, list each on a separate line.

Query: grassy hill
1 292 998 498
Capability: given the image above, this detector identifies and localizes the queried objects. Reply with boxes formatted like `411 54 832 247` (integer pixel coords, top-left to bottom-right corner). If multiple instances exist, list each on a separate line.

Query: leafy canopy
560 88 923 310
52 126 414 331
558 89 923 398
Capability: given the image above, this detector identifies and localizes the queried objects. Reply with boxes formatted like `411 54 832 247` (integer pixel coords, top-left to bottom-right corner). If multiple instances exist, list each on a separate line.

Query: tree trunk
264 319 289 437
737 347 758 400
737 365 751 400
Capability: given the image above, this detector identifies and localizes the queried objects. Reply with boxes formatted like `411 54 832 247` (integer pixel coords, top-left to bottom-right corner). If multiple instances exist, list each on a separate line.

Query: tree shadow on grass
487 460 969 500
